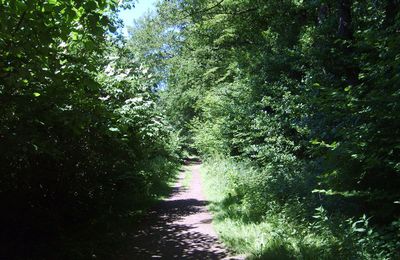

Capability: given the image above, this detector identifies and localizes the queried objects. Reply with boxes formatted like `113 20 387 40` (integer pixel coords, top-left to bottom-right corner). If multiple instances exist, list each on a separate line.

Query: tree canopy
1 0 399 258
128 0 400 258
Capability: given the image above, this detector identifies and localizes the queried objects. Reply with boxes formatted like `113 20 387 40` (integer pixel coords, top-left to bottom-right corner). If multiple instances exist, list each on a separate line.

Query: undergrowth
182 165 193 189
202 158 399 260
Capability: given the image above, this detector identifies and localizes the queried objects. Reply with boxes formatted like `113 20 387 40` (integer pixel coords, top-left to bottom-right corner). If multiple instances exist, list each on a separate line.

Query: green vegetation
134 0 399 259
0 0 180 258
1 0 399 259
203 159 397 259
182 166 193 189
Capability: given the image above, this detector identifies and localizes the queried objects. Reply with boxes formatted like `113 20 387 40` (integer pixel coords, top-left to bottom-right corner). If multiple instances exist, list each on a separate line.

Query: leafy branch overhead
0 0 399 259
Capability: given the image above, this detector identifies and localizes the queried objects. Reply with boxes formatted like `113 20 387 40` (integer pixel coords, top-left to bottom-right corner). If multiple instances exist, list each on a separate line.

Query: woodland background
0 0 399 259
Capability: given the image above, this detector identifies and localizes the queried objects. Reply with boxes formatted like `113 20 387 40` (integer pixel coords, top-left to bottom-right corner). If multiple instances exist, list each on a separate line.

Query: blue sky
119 0 158 33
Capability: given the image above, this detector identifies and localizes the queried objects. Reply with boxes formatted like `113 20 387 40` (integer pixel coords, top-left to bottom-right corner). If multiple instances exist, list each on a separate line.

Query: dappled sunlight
2 0 398 258
121 162 242 259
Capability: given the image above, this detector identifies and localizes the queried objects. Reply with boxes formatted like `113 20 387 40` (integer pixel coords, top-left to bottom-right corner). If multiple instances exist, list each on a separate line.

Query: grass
199 159 389 260
201 162 281 259
181 165 193 188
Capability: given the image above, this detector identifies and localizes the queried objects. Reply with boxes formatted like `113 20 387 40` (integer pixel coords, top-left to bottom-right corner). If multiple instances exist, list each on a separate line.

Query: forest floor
121 160 244 259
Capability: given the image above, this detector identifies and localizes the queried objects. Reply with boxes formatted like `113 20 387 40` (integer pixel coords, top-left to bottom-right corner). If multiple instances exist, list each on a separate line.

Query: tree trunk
338 0 353 39
337 0 359 86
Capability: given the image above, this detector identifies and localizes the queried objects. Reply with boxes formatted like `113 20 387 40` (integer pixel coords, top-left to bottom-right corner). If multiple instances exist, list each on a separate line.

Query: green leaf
310 139 320 145
109 25 117 33
354 228 366 233
100 16 109 27
84 1 97 11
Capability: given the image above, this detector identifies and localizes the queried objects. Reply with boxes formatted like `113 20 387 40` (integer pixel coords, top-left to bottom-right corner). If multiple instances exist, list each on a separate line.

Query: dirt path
121 161 241 259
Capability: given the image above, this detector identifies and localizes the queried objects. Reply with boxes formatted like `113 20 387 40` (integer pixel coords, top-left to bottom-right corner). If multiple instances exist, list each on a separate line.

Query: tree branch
182 0 225 20
14 10 28 34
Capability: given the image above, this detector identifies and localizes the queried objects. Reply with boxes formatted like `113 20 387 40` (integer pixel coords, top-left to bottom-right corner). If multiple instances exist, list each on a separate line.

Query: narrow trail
121 161 242 259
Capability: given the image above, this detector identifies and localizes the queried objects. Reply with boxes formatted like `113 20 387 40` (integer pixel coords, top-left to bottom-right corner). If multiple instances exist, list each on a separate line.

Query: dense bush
203 158 399 259
0 1 179 258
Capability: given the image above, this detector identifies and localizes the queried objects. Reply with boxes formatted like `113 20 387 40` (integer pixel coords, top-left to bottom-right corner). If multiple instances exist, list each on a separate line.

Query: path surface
122 161 242 259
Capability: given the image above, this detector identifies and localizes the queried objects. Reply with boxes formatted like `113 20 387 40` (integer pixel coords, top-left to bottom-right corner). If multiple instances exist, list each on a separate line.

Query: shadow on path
121 163 230 259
